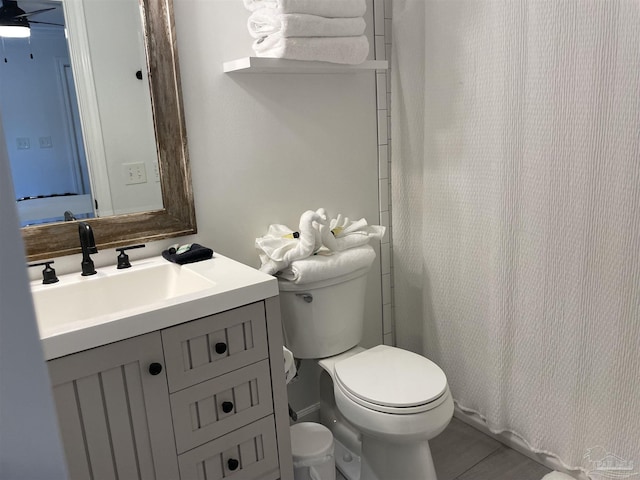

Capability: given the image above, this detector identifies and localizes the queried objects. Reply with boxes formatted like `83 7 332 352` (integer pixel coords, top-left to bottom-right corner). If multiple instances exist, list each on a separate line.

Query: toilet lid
334 345 448 409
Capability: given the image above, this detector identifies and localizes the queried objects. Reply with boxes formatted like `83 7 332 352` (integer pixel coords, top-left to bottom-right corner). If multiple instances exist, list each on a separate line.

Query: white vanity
33 255 294 480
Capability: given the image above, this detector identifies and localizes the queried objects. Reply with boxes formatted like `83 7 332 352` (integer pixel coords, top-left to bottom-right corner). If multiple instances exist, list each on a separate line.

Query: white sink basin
31 254 278 360
32 261 215 330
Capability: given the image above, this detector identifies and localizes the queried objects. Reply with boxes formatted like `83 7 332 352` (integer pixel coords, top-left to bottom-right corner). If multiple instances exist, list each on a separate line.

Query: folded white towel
541 473 576 480
253 34 369 65
278 244 376 284
243 0 366 18
248 9 366 38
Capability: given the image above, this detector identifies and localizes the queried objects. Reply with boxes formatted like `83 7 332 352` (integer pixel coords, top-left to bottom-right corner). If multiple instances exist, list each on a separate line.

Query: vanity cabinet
48 298 293 480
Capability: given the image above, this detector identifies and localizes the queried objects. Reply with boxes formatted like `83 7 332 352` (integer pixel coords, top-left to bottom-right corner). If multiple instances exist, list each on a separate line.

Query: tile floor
335 417 551 480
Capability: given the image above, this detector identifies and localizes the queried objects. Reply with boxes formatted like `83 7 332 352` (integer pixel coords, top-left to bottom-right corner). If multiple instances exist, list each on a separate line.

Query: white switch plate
123 162 147 185
16 137 30 150
39 136 53 148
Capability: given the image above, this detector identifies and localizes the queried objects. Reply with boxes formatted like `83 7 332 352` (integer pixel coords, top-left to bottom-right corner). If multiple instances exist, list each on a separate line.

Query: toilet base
361 434 436 480
333 434 437 480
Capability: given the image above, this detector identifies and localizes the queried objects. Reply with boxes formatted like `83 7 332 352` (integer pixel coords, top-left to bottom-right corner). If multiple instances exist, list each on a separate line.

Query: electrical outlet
16 137 30 150
39 136 53 149
123 162 147 185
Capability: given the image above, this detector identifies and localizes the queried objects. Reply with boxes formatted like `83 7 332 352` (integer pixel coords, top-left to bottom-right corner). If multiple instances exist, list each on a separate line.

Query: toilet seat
333 345 448 415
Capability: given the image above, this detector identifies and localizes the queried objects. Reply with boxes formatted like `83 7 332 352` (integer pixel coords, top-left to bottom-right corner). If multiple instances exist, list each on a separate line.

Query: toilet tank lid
334 345 448 408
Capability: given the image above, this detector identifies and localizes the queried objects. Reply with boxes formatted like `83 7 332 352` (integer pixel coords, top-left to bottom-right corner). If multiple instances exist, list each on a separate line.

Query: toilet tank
278 267 370 359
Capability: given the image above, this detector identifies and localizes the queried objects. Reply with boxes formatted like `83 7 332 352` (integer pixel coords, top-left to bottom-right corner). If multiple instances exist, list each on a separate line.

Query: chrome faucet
78 222 98 276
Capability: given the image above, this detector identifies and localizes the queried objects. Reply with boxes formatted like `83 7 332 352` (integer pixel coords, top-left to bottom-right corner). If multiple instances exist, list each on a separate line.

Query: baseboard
454 405 590 480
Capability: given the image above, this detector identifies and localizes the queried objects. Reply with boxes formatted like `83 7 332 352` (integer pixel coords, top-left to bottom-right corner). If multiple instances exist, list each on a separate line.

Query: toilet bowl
318 346 453 480
278 253 453 480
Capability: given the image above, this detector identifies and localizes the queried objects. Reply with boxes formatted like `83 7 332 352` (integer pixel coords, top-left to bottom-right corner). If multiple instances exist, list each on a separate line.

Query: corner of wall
373 0 395 346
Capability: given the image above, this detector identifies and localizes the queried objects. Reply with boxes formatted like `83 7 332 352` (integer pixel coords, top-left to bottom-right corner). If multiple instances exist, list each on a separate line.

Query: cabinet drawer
177 416 279 480
162 302 268 392
171 360 274 454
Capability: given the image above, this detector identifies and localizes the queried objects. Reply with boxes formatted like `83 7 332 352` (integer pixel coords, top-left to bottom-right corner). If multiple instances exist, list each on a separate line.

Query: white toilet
278 262 454 480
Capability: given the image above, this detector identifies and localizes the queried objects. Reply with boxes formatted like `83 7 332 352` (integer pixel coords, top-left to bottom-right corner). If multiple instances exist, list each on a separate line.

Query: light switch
39 136 53 148
16 137 30 150
123 162 148 185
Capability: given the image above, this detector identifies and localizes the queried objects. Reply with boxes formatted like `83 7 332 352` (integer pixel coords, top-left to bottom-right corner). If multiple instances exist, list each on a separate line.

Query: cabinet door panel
122 362 158 480
162 302 268 392
171 360 274 453
51 383 92 480
178 417 279 480
48 332 179 480
75 374 118 480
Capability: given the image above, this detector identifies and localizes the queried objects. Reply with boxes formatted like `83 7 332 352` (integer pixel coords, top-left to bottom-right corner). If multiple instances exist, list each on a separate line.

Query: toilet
278 261 454 480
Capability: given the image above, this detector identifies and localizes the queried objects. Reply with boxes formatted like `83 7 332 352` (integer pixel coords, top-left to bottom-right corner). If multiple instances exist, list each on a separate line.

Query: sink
31 254 279 360
32 261 215 332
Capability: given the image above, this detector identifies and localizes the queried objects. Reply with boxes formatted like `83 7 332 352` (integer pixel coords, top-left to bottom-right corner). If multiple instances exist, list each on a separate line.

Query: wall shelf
223 57 388 74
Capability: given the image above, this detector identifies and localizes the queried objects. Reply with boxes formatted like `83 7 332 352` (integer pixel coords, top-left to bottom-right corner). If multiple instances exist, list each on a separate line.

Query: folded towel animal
320 215 385 251
243 0 366 18
253 34 369 65
248 9 366 38
256 210 326 275
278 244 376 284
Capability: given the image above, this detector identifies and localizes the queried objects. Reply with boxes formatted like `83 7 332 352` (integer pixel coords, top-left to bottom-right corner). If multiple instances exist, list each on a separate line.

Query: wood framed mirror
22 0 196 261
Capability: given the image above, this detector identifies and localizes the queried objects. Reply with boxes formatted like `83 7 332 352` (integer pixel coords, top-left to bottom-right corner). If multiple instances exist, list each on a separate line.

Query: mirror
3 0 164 227
16 0 196 261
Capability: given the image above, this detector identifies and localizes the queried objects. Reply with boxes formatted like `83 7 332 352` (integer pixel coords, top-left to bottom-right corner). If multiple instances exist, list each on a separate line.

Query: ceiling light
0 1 31 38
0 24 30 38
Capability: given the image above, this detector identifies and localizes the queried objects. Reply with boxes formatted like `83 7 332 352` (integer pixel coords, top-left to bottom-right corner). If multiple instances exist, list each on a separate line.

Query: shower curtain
391 0 639 474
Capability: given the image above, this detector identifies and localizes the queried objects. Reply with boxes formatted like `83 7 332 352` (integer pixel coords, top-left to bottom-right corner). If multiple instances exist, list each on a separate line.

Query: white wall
0 116 68 479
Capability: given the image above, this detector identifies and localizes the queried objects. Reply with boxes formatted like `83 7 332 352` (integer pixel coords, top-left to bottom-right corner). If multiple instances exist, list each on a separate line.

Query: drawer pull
227 458 239 471
214 342 228 354
221 401 234 413
148 362 163 376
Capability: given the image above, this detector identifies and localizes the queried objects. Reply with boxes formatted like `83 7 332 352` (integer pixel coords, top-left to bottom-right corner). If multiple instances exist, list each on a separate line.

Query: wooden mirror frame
23 0 196 261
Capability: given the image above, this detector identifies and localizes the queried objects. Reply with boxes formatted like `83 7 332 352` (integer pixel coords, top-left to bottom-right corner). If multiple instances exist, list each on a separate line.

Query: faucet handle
28 261 59 284
116 244 146 269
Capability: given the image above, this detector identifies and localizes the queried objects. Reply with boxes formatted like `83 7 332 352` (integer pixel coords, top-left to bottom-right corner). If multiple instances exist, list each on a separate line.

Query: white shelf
223 57 388 74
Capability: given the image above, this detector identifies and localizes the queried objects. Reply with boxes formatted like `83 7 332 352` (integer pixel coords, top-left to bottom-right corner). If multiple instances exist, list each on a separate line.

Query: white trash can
290 422 336 480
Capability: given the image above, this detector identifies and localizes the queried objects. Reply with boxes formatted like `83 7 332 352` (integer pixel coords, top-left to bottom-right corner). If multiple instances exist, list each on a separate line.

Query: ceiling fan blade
14 7 55 18
29 19 63 26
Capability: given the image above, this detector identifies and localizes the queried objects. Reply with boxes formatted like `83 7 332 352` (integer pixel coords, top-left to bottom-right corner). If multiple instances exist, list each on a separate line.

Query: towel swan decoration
256 208 385 275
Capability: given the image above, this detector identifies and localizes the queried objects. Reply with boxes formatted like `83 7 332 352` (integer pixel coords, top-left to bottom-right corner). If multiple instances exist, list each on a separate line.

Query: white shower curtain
391 0 639 474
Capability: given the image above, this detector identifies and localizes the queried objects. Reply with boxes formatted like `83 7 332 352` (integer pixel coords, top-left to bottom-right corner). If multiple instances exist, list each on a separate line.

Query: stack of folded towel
243 0 369 65
255 208 385 283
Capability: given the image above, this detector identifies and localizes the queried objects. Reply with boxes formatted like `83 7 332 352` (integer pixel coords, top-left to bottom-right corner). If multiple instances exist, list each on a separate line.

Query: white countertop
32 254 278 360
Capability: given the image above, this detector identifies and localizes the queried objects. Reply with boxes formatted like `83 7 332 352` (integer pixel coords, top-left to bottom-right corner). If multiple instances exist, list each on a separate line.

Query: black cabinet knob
214 342 227 354
148 363 163 375
221 401 234 413
227 458 239 471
